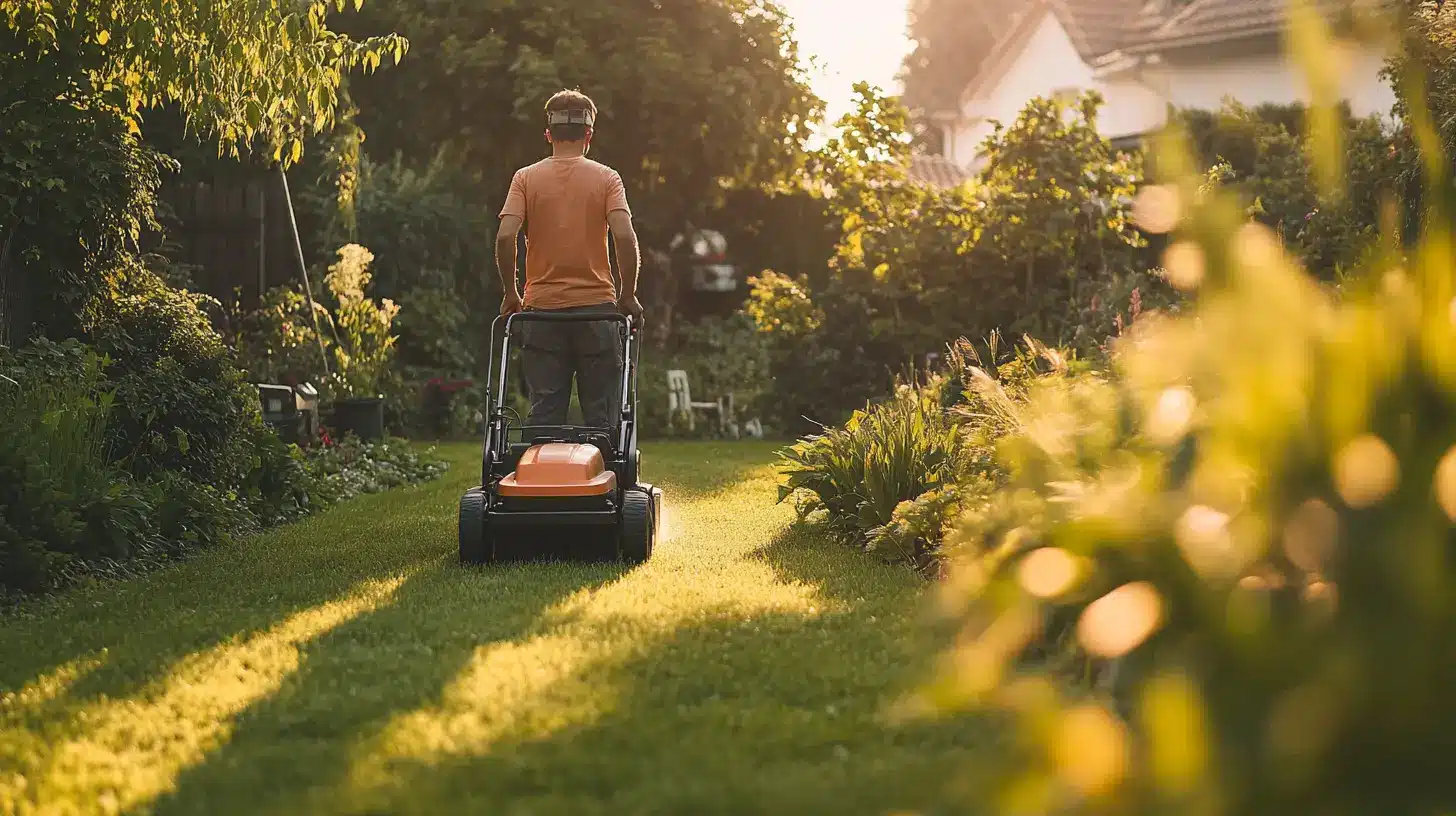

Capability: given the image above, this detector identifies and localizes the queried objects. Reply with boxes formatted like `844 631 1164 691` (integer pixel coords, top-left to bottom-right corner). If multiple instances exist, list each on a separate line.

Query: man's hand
617 293 644 325
500 292 524 316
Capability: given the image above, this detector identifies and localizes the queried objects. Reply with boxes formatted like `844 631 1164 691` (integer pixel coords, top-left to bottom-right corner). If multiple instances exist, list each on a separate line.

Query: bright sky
776 0 914 125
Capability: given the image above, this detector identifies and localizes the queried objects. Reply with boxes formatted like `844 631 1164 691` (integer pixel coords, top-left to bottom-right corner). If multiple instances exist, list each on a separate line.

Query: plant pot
333 396 386 441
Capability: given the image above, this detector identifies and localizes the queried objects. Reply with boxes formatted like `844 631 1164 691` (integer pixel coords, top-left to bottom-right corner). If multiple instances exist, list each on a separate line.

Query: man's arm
607 209 642 320
496 214 523 314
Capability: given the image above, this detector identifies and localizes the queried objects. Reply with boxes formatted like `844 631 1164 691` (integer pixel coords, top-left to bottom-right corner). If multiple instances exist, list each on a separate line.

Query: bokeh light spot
1433 445 1456 521
1147 386 1196 445
1333 434 1399 508
1053 704 1130 797
1017 548 1079 599
1078 582 1163 659
1162 241 1205 291
1133 184 1182 234
1282 498 1339 572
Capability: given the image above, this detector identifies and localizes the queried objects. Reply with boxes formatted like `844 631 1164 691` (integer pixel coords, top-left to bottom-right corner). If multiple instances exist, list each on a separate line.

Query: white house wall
1151 45 1395 120
951 21 1397 169
951 12 1093 168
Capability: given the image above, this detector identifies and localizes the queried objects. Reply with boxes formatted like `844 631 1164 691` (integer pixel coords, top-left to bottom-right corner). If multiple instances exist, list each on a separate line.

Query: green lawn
0 442 992 815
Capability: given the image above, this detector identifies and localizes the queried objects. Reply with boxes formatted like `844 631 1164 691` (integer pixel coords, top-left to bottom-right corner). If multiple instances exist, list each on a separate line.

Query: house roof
1121 0 1364 55
952 0 1372 109
908 153 972 189
1048 0 1163 61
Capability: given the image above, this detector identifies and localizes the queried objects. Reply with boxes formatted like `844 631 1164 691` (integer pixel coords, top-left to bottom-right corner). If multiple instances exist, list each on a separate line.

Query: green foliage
746 268 912 433
229 245 401 404
0 339 155 594
1169 100 1399 279
748 86 1148 430
1385 0 1456 239
353 151 491 371
1 0 406 163
226 286 332 388
292 148 496 432
865 482 982 577
972 93 1148 341
320 244 400 399
84 265 262 487
913 18 1456 812
303 436 450 502
0 334 444 598
637 314 771 438
338 0 819 241
0 65 169 341
776 379 969 558
0 339 114 495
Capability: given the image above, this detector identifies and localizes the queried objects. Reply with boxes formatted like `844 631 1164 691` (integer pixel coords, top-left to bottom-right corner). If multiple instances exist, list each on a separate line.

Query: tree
335 0 821 244
0 0 405 340
973 92 1147 336
1 0 406 163
899 0 1008 151
1385 0 1456 240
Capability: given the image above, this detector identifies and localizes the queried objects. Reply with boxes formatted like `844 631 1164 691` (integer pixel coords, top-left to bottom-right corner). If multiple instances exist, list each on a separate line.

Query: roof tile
908 154 972 189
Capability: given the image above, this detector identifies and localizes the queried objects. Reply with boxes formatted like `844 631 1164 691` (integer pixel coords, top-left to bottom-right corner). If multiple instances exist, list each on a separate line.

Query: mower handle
483 309 641 484
500 312 635 329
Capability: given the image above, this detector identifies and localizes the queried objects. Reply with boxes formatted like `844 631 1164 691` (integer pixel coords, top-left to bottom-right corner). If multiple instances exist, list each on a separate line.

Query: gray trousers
519 302 624 429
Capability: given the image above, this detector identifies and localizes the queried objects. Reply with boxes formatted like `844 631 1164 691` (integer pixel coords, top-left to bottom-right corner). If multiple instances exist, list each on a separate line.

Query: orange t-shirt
498 156 631 309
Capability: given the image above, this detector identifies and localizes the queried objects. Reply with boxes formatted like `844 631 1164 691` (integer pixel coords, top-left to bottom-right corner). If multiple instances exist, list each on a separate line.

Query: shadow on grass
264 526 998 816
0 440 771 704
0 466 471 713
142 557 626 815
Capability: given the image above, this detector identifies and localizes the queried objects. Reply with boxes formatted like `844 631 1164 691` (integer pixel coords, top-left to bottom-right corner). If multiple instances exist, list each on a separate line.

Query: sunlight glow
777 0 913 124
1 576 406 814
337 486 834 809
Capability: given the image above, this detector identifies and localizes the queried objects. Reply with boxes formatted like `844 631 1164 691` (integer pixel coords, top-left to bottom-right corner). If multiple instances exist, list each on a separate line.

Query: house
926 0 1398 174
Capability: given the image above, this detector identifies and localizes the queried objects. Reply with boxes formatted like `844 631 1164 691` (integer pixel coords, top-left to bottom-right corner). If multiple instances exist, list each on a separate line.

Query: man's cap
547 108 595 127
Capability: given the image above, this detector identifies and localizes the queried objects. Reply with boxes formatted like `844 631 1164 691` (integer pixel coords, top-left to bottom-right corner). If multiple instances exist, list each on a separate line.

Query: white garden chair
666 369 733 436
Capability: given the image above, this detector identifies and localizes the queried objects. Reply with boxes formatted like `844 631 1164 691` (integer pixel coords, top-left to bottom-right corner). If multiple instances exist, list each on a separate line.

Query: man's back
501 156 630 310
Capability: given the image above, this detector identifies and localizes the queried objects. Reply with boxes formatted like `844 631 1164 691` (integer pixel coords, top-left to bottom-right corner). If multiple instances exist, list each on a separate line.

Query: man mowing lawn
495 89 645 429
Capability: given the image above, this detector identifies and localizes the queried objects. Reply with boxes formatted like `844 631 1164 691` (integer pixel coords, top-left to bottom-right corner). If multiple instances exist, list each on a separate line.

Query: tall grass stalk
0 351 113 495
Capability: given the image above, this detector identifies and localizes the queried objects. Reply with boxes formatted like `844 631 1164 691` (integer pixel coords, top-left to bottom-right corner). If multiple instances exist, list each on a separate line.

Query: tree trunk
0 225 22 347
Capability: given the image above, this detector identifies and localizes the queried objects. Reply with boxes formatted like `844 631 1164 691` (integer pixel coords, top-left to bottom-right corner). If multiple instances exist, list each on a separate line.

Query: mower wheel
458 487 493 565
620 487 653 565
639 483 663 537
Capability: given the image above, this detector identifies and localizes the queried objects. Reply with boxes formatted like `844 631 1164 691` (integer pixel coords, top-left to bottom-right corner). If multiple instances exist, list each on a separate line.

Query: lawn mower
458 311 661 565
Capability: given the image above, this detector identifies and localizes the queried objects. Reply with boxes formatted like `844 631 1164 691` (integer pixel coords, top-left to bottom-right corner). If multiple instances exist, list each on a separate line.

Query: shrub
638 314 773 438
226 286 332 389
0 64 169 343
913 25 1456 812
0 340 155 594
294 148 495 432
865 482 983 578
1167 100 1398 279
303 436 450 503
84 264 264 488
777 378 969 553
747 87 1150 430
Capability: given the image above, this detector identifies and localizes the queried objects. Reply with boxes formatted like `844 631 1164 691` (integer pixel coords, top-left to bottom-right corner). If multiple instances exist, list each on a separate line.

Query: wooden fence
160 170 301 310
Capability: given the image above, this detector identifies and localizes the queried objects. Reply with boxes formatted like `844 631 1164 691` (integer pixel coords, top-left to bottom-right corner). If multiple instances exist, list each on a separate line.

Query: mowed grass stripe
1 442 994 816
